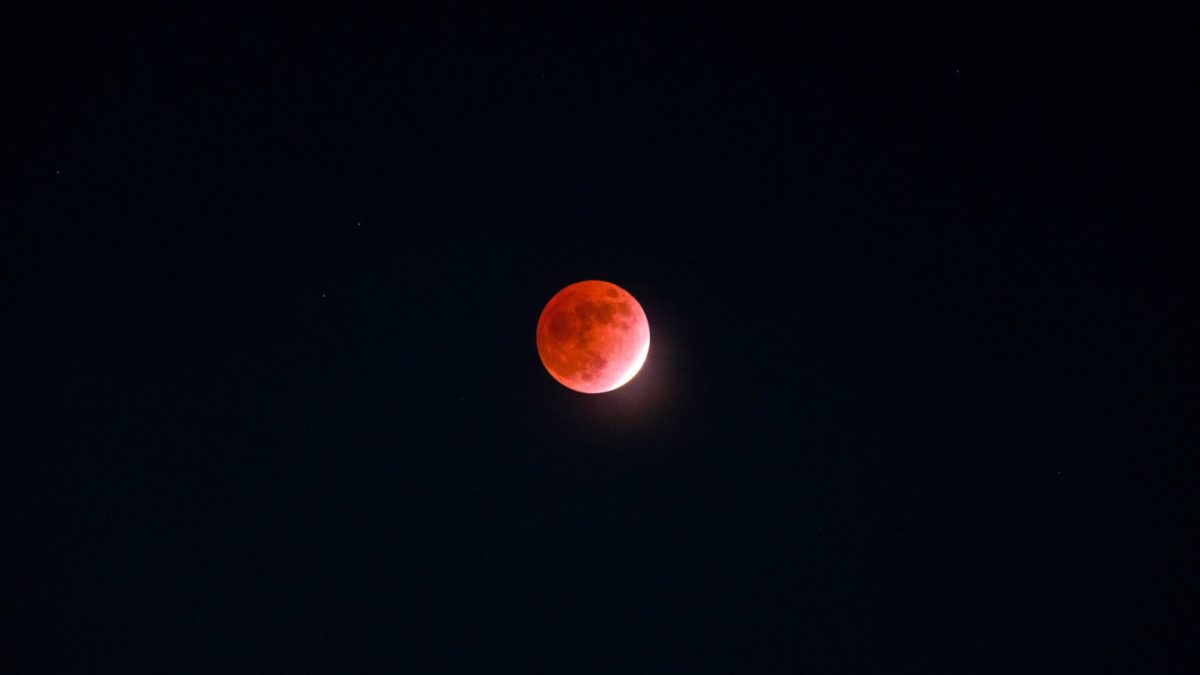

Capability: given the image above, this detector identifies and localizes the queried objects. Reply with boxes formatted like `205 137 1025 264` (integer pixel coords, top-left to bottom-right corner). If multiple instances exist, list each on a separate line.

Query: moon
536 280 650 394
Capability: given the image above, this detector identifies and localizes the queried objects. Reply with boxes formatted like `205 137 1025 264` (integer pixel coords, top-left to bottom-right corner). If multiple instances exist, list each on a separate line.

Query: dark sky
4 5 1195 673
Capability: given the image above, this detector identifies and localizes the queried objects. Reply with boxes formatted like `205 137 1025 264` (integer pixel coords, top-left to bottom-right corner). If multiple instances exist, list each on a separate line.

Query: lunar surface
536 280 650 393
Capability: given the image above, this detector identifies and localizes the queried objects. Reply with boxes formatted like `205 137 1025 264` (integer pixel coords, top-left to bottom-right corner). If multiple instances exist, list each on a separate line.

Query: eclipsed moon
536 280 650 394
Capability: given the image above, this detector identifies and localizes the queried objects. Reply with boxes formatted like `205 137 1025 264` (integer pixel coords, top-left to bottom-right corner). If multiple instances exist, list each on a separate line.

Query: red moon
536 280 650 394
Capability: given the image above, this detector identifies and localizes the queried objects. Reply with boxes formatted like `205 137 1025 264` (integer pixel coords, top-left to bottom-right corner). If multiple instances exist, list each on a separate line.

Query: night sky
5 5 1195 673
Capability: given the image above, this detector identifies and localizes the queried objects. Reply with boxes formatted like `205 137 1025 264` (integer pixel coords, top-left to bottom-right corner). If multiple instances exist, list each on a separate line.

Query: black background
4 5 1195 673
